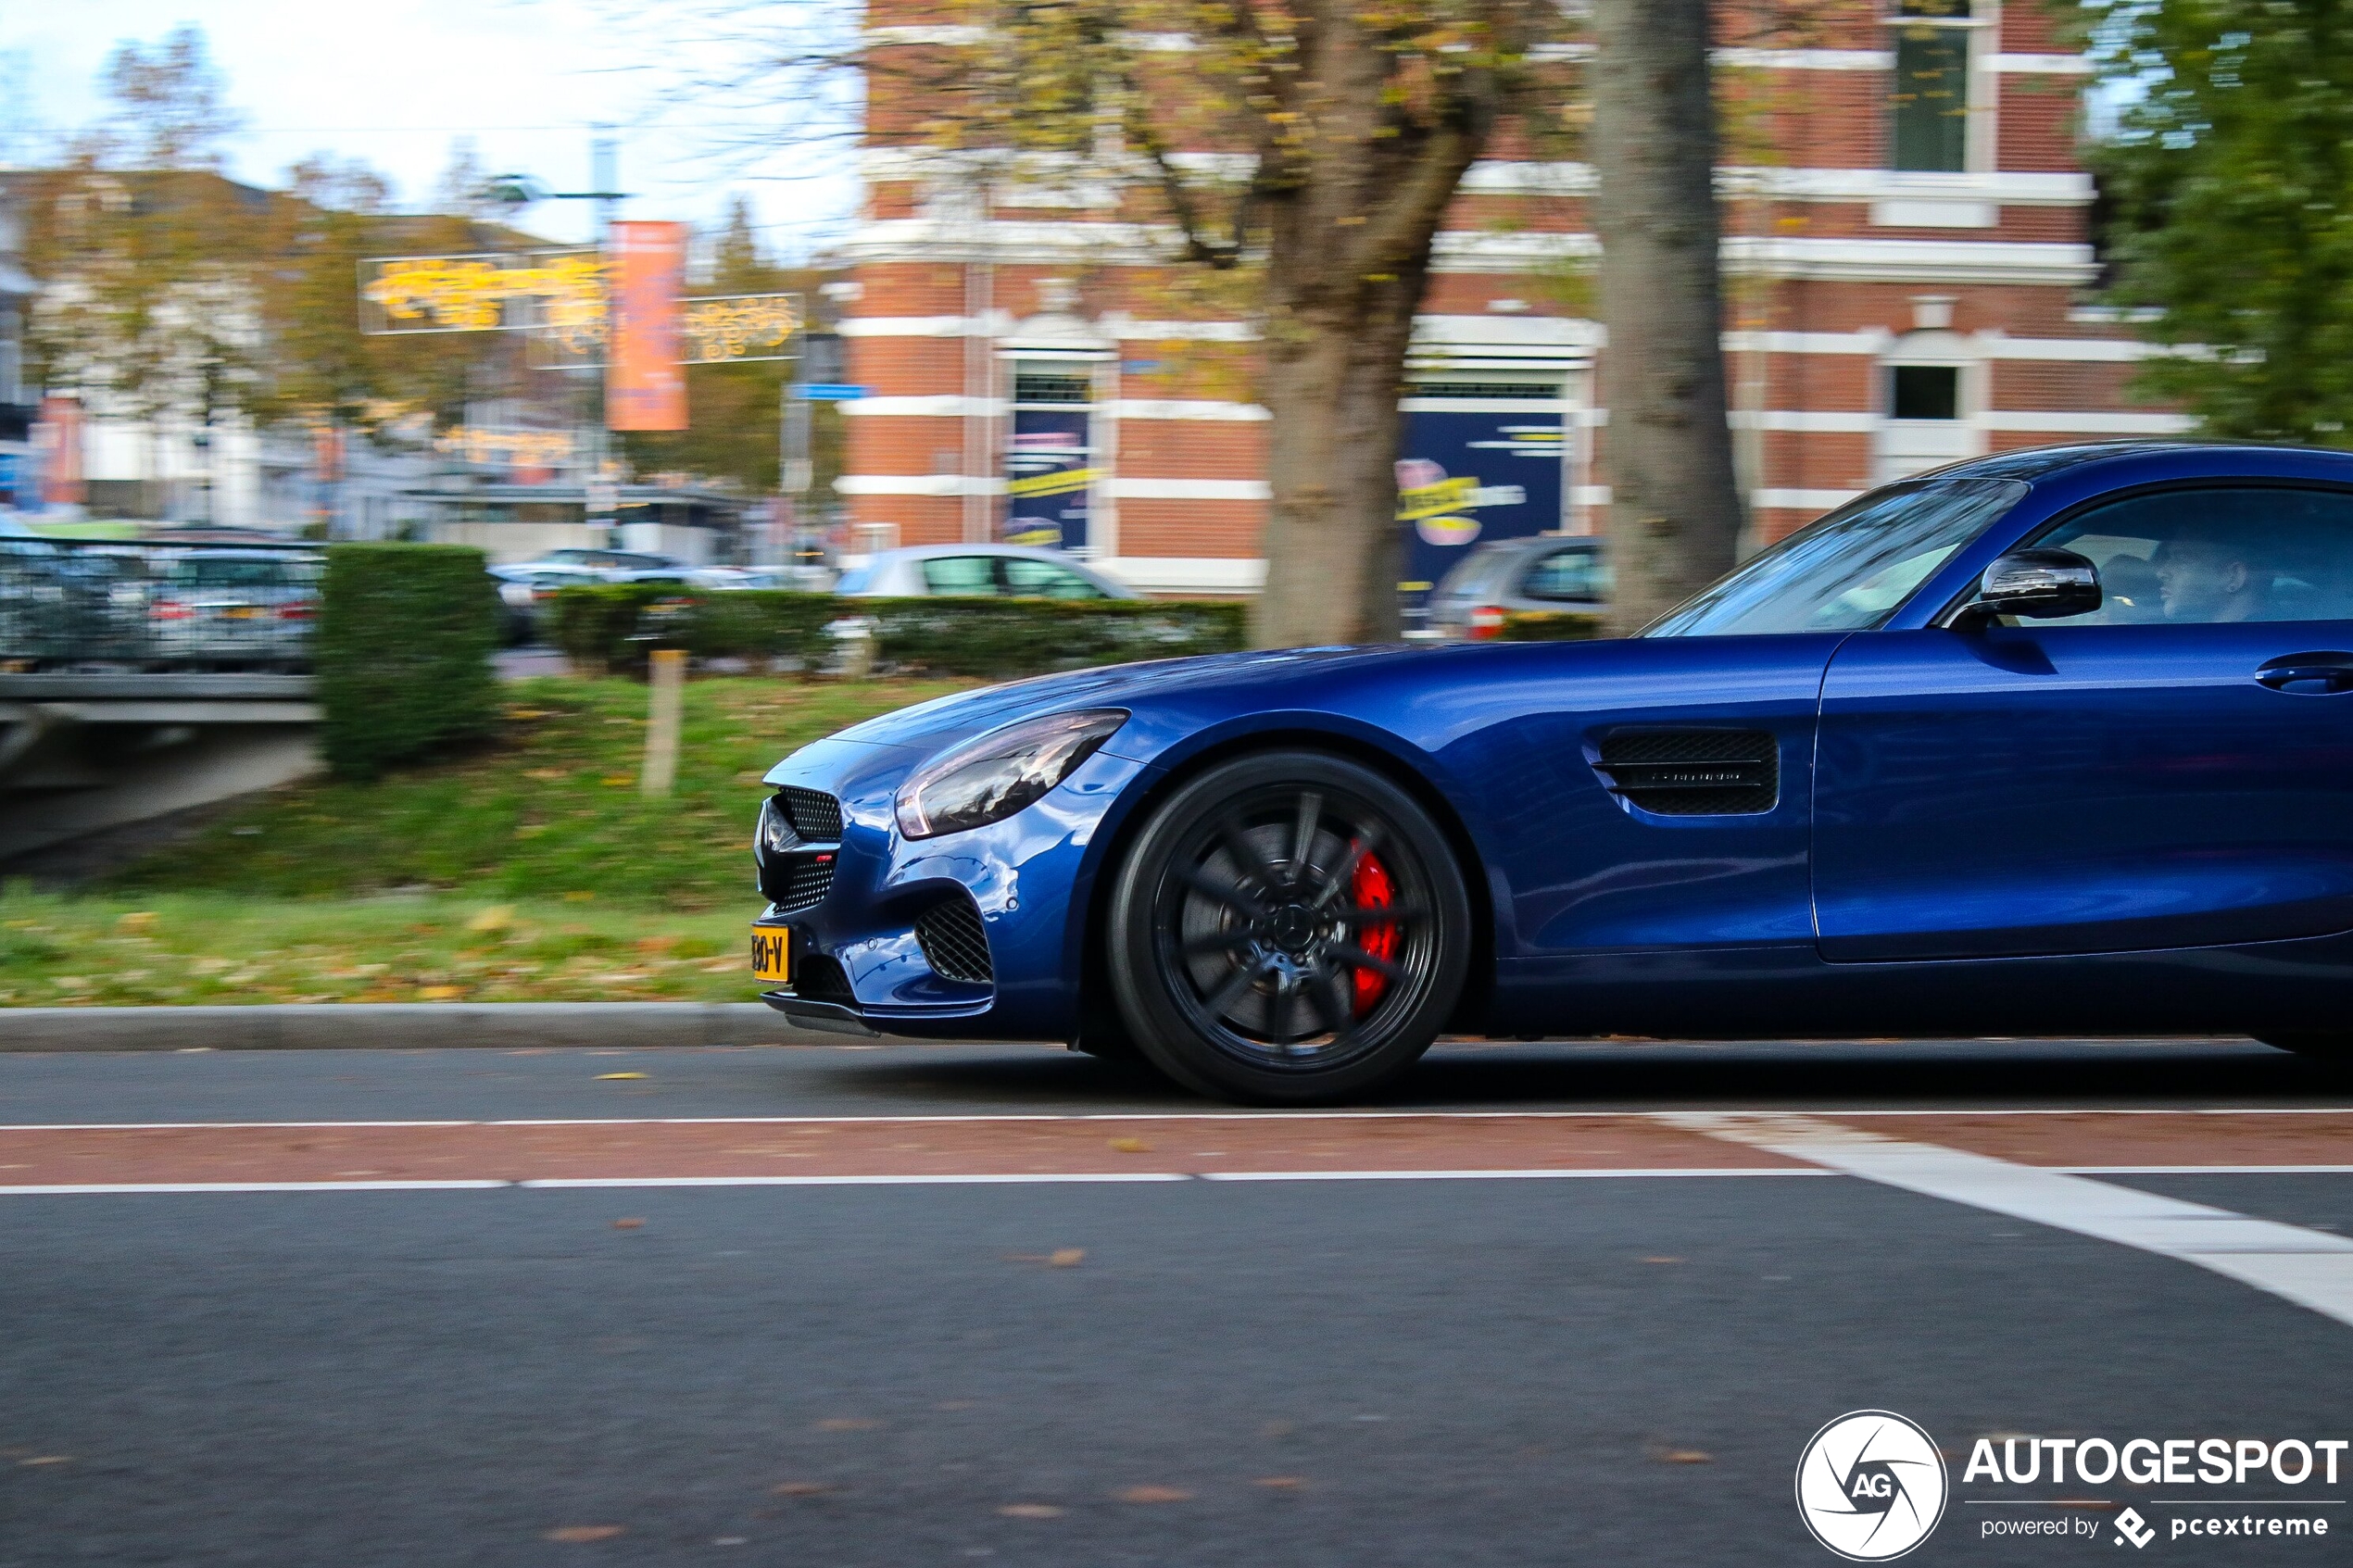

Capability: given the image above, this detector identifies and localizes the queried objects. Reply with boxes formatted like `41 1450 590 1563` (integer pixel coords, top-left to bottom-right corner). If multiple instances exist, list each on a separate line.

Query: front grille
792 953 854 1002
780 786 842 842
1593 730 1779 816
773 858 836 913
915 897 993 984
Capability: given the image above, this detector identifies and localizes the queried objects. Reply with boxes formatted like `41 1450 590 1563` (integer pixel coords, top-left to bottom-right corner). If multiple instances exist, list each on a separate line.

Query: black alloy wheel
1106 750 1472 1104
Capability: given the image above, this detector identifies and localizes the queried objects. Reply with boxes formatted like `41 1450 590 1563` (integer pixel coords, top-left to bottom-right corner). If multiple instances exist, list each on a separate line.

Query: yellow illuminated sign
359 251 608 346
681 294 802 364
434 426 577 467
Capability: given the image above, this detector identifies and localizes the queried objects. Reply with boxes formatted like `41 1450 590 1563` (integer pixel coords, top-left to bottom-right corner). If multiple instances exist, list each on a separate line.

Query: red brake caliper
1348 847 1398 1016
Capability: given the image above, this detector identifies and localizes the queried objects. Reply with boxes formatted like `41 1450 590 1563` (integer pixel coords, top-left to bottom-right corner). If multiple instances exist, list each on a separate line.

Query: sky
0 0 860 257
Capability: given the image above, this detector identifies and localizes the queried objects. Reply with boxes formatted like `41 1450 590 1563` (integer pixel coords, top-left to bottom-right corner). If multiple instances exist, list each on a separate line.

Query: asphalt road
5 1038 2352 1567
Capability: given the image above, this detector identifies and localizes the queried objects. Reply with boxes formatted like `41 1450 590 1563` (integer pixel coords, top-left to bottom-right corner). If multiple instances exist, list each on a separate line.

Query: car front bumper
751 735 1150 1041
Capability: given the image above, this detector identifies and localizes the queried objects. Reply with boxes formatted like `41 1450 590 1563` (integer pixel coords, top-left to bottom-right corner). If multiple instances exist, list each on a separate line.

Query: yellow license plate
221 605 262 620
749 926 791 984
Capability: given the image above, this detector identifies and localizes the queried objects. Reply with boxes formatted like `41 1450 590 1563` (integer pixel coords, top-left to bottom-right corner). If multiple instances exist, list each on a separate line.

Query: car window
833 565 874 594
1519 546 1607 602
921 556 1000 596
1436 546 1516 599
1000 557 1106 599
2026 486 2353 626
170 558 291 588
1646 477 2030 637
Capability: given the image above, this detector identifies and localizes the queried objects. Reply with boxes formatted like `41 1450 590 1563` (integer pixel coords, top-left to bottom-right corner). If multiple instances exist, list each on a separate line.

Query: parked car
749 441 2353 1103
489 547 690 582
145 548 322 669
0 536 66 666
491 550 693 643
831 545 1140 600
1427 535 1609 638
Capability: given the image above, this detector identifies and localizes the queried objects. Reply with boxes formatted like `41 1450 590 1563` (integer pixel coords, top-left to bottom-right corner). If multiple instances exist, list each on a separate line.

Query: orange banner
606 221 687 432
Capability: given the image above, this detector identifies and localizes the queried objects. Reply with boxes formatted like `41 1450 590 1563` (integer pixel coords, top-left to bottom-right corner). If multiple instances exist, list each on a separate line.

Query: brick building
834 1 2169 608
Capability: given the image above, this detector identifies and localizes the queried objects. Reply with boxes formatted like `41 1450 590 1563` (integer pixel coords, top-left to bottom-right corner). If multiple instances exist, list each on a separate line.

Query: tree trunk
1590 0 1745 635
1240 10 1491 649
1253 272 1425 647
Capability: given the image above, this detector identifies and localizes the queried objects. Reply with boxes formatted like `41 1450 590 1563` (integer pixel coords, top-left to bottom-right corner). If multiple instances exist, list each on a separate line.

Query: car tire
2255 1034 2353 1061
1106 750 1472 1105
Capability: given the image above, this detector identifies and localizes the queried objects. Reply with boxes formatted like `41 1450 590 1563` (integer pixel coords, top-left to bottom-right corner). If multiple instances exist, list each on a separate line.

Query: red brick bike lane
3 1109 2349 1189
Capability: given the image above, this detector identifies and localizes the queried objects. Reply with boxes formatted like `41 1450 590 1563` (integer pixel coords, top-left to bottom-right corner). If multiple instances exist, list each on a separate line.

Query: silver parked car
145 549 322 669
831 545 1140 600
1426 535 1608 638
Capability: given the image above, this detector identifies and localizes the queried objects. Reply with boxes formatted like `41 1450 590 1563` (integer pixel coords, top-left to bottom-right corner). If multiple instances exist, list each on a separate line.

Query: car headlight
756 796 796 857
895 709 1127 840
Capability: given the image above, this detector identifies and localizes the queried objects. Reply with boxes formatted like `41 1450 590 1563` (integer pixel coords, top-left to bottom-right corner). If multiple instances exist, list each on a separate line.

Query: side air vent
1593 730 1779 816
915 897 994 984
779 786 843 842
792 953 854 1002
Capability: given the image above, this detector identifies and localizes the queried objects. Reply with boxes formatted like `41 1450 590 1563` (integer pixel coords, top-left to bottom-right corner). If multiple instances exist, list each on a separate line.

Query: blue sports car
751 443 2353 1101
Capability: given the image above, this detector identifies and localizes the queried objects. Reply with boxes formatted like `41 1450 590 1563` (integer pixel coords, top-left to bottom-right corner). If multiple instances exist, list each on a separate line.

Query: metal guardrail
0 541 321 671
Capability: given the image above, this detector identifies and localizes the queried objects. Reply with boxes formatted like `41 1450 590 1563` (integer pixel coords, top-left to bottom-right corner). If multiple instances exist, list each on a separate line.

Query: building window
1890 0 1971 173
1889 364 1960 420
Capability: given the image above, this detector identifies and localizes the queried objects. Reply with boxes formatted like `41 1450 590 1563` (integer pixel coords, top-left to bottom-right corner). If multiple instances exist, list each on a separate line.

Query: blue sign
1396 406 1567 619
798 384 868 401
1003 408 1092 551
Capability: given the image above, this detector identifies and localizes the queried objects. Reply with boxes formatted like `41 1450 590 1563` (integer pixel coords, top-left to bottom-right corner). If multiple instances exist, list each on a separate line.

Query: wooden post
642 648 686 797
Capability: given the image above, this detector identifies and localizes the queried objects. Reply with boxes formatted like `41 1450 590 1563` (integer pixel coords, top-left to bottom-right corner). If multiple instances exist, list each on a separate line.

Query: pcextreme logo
1796 1411 1951 1562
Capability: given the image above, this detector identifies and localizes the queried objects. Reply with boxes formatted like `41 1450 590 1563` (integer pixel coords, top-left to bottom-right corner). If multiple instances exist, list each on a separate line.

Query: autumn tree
2090 0 2353 441
834 0 1571 645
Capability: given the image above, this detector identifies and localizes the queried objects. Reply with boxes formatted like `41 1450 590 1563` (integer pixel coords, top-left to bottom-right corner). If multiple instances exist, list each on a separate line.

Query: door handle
2256 652 2353 695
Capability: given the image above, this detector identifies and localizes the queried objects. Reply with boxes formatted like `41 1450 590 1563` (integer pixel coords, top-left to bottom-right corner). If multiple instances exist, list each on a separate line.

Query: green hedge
318 543 502 779
1497 609 1607 642
551 586 1248 679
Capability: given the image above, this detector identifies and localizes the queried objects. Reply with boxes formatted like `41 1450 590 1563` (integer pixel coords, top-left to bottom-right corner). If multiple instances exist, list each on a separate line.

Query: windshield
1643 477 2030 637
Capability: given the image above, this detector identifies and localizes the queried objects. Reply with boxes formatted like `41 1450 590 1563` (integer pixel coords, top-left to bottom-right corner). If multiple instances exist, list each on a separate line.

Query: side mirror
1943 548 2101 629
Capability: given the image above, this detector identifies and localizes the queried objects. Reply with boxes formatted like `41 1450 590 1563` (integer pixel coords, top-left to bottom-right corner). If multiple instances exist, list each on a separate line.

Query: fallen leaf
1048 1248 1086 1267
1253 1476 1305 1489
772 1482 832 1496
1642 1256 1684 1265
544 1525 626 1542
563 891 598 902
416 985 462 1001
816 1418 882 1432
611 1218 645 1230
1658 1449 1713 1464
468 906 515 933
601 774 634 787
1114 1486 1192 1504
998 1504 1065 1519
19 1456 71 1466
116 911 156 931
596 1072 648 1081
1108 1137 1150 1153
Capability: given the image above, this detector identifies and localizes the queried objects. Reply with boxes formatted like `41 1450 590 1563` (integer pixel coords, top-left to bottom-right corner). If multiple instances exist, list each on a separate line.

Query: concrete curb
0 1003 842 1052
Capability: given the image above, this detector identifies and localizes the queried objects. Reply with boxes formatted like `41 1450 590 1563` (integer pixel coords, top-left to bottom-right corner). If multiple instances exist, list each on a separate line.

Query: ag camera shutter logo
1796 1411 1950 1561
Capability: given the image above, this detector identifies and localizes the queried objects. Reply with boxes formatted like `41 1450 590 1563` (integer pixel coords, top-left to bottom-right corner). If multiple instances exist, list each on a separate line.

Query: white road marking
0 1180 511 1195
1197 1167 1828 1182
1670 1113 2353 1330
5 1165 2347 1197
7 1107 2353 1132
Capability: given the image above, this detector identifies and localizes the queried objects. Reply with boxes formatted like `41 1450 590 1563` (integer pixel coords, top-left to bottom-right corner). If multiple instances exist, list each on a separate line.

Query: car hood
763 646 1433 777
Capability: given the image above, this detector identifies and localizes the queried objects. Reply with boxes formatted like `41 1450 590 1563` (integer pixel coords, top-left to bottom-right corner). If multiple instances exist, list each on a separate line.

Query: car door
1814 483 2353 960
